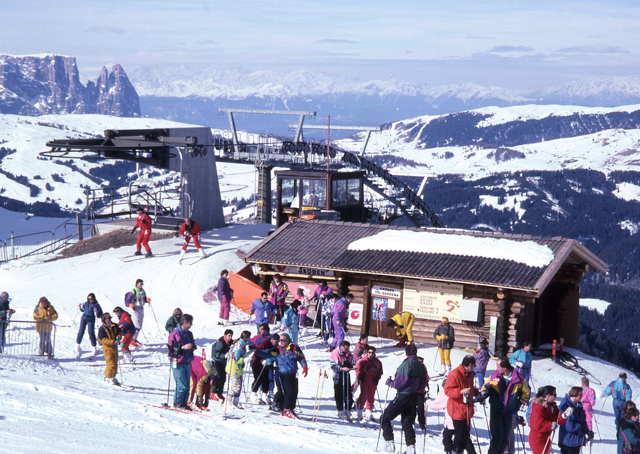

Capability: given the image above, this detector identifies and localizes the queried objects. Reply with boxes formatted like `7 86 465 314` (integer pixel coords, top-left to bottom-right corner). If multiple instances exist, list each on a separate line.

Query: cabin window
348 179 361 204
302 179 326 209
282 179 298 208
332 180 347 206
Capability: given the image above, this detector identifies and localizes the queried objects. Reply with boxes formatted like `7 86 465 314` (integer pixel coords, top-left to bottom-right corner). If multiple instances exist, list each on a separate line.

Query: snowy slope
0 224 631 453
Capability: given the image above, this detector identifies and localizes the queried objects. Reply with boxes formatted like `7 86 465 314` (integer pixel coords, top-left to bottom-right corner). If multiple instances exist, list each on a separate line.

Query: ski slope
0 223 633 453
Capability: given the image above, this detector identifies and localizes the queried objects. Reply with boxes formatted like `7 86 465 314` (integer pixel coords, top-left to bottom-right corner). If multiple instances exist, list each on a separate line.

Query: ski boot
384 440 395 453
145 250 153 258
283 409 298 419
133 250 143 256
75 343 81 359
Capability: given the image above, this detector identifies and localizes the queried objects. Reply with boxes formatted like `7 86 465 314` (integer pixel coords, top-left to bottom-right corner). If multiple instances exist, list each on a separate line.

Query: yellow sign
403 279 463 323
257 200 264 207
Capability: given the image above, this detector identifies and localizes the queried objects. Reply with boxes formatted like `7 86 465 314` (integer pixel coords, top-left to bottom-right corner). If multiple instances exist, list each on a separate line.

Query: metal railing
0 320 57 358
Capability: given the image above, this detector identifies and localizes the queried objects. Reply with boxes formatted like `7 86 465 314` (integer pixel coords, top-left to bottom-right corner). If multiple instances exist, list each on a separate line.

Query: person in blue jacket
606 371 634 434
558 386 593 454
75 293 103 358
249 292 276 334
509 341 532 382
618 406 640 454
282 300 301 345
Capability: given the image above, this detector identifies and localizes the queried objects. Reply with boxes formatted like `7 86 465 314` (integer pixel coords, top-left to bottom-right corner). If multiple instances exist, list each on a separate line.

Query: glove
562 406 574 419
517 416 526 426
516 361 524 368
261 360 267 366
385 377 393 387
344 326 349 334
146 298 151 304
551 422 559 430
131 227 137 234
302 366 308 378
128 303 134 309
119 341 125 348
587 430 594 439
476 395 486 406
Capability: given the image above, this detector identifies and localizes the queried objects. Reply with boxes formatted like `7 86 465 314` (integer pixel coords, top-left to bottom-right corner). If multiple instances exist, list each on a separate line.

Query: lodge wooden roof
244 220 607 295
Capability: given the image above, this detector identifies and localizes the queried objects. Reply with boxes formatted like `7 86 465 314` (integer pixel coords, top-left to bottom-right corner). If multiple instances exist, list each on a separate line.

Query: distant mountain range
0 54 140 117
129 67 640 133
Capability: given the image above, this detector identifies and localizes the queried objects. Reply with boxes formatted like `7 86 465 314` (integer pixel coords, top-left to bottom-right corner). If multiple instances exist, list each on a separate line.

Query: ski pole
313 369 323 419
516 421 526 453
164 359 173 406
471 414 483 454
437 384 441 426
543 426 557 454
224 350 235 415
433 340 441 371
148 303 161 335
482 403 491 438
376 381 391 452
72 308 79 328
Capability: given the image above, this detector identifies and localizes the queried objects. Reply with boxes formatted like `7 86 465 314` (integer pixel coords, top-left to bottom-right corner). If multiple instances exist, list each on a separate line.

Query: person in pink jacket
581 376 596 431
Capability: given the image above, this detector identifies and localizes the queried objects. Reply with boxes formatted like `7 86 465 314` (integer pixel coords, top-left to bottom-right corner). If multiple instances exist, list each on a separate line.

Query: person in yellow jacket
32 297 58 358
433 316 455 375
97 313 123 385
225 330 251 409
386 311 416 347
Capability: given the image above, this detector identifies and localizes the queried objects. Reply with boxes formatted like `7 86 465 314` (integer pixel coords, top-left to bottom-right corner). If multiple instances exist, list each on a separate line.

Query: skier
211 329 233 403
330 293 353 352
618 407 640 453
528 386 564 454
281 299 301 345
509 341 533 382
268 274 289 327
331 340 355 420
558 386 593 454
415 356 430 431
434 316 455 375
321 295 336 346
165 307 183 333
387 311 416 348
225 330 252 410
32 297 58 358
75 293 103 358
444 355 479 454
249 324 275 404
112 306 136 363
0 291 16 353
580 376 596 432
177 217 206 264
131 207 153 257
249 292 276 334
353 334 368 362
259 332 308 419
217 269 234 325
295 288 311 336
167 314 197 410
355 344 383 422
381 344 428 454
606 371 633 434
477 358 530 454
312 280 334 336
473 338 491 389
97 313 122 385
188 355 219 409
124 278 149 345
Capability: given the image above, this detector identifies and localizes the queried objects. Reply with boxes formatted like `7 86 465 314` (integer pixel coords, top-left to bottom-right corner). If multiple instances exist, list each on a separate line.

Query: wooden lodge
243 220 607 357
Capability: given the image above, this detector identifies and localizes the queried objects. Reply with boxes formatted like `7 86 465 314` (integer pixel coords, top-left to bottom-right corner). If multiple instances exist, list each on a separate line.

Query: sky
4 0 640 89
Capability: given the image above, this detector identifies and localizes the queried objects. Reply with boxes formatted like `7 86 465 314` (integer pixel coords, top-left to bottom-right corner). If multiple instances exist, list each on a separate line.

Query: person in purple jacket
217 270 234 325
473 338 491 389
167 314 197 410
329 294 353 352
268 274 289 327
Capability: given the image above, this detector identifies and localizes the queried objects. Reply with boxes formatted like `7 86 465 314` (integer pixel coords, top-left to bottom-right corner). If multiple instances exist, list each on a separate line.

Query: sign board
403 279 464 323
372 298 388 321
348 303 363 326
371 285 402 299
274 265 334 277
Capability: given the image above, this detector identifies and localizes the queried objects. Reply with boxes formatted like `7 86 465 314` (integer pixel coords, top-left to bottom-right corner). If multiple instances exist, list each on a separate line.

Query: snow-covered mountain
0 222 629 453
0 54 140 117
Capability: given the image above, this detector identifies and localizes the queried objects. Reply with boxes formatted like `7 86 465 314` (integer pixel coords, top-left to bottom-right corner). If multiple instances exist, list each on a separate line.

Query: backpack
124 291 134 309
621 430 640 453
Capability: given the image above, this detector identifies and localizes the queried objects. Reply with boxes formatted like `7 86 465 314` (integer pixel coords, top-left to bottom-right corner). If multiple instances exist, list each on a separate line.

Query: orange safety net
228 270 264 314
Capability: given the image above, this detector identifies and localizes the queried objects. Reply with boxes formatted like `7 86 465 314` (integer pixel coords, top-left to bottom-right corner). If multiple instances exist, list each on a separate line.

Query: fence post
10 231 15 260
77 213 83 241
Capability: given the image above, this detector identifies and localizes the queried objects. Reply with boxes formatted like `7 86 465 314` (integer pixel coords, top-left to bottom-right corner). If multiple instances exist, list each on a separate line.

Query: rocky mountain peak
0 54 139 117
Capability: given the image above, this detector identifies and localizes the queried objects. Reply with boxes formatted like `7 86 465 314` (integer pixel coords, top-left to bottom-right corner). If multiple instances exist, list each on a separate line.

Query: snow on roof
347 230 555 268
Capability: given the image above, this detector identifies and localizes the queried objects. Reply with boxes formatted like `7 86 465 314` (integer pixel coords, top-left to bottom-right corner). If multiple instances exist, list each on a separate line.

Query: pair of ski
141 402 242 419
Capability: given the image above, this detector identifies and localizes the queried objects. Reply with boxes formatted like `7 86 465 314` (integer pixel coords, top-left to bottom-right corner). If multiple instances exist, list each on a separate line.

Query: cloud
489 45 535 53
197 39 218 45
84 26 125 35
315 39 359 44
558 44 629 54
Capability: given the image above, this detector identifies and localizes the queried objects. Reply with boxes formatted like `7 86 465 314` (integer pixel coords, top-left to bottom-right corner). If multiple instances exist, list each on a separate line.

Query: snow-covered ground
0 224 632 453
580 298 611 315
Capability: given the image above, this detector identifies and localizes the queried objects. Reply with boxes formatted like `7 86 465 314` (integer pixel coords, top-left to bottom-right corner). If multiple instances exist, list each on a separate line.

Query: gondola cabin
275 170 365 227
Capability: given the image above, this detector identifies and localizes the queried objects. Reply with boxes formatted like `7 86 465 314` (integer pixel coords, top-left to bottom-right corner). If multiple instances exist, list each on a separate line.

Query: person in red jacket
177 217 206 264
112 306 136 363
529 386 566 454
131 208 153 258
444 355 480 454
